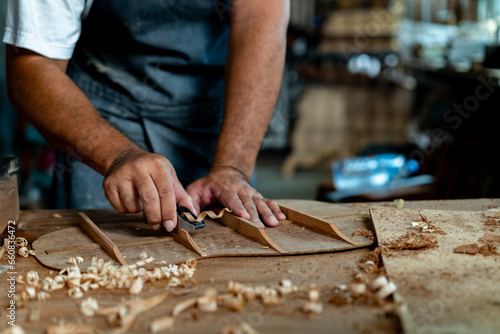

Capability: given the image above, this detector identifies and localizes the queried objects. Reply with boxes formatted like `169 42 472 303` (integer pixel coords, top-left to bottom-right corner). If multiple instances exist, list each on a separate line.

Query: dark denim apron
51 0 231 209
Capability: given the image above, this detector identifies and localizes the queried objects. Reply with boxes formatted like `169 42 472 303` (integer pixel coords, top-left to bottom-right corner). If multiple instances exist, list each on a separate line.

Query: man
4 0 289 231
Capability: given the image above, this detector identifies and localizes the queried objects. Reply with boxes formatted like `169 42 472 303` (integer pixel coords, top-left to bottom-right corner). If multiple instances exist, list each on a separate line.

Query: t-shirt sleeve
3 0 89 60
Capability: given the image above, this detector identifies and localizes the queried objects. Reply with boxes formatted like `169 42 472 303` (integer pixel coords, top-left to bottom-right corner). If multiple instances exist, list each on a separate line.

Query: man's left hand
186 166 286 227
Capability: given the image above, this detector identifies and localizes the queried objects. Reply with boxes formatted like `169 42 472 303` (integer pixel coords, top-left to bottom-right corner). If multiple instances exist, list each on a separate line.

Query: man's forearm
212 0 290 180
6 46 139 175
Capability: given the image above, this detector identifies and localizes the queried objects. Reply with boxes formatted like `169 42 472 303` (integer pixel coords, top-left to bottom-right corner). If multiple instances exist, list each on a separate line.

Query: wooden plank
279 204 357 245
370 206 500 334
77 212 128 266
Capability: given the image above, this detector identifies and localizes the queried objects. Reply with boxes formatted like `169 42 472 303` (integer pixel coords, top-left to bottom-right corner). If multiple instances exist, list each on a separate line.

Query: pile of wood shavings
410 213 446 235
16 253 197 305
454 243 500 256
352 229 375 240
384 231 439 250
170 279 300 318
330 247 400 313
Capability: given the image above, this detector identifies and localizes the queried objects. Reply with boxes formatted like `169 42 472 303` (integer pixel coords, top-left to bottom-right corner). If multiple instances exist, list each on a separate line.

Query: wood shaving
485 208 500 218
45 323 95 334
384 231 439 250
36 291 50 301
221 322 259 334
411 213 446 234
303 301 323 315
454 243 499 256
18 247 29 257
80 297 99 317
68 256 84 265
197 288 218 312
150 316 175 333
172 297 198 317
308 284 320 302
478 243 500 256
52 213 63 219
181 207 231 223
352 229 374 240
480 233 500 243
303 284 323 315
485 218 499 226
0 327 25 334
129 277 144 295
218 293 246 312
330 248 398 306
393 199 404 208
97 291 168 334
15 237 28 248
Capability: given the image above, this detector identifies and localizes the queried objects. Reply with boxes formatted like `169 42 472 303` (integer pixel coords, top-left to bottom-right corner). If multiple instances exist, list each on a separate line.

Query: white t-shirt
3 0 94 60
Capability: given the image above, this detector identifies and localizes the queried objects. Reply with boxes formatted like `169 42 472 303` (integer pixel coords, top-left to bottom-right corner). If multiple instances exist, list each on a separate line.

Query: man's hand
103 149 197 231
186 166 286 227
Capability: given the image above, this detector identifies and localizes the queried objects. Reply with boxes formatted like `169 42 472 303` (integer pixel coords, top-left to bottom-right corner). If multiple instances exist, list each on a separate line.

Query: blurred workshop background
1 0 500 209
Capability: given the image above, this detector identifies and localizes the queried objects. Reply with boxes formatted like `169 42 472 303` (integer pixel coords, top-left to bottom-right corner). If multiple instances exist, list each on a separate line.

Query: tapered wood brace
78 212 129 265
212 208 287 254
171 228 208 257
278 205 357 245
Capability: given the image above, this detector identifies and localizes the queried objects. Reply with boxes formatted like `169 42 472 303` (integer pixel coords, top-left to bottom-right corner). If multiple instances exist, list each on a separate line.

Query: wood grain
211 207 287 253
279 204 357 245
370 207 500 334
77 212 128 266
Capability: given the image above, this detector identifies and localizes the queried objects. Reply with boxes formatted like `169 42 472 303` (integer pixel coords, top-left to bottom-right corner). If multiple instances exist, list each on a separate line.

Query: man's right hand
103 149 196 232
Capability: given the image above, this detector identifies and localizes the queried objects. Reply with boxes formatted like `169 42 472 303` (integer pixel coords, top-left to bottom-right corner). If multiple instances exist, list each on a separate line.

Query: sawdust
478 243 500 256
453 243 499 256
485 218 499 226
383 231 439 250
352 229 375 240
411 213 447 235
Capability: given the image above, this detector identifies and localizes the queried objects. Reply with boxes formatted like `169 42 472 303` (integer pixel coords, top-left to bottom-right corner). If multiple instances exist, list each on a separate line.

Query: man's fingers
134 172 162 230
117 184 142 213
265 199 286 221
150 167 177 232
254 195 279 227
104 186 128 214
176 189 198 217
240 193 263 227
218 189 250 221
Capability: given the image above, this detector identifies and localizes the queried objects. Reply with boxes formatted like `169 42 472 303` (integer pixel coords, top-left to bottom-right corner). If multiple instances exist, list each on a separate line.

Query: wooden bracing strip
212 208 287 253
278 205 357 246
77 212 129 265
171 228 208 257
181 208 231 223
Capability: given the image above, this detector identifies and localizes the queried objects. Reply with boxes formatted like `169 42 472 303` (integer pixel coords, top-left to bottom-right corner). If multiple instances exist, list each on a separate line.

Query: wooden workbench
1 199 499 333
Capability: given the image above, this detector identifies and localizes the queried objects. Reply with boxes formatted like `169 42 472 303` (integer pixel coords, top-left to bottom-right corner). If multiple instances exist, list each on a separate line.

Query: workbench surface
1 199 499 334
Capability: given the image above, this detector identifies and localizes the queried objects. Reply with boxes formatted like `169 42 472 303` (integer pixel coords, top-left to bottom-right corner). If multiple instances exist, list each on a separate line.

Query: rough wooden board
370 206 500 334
362 198 500 212
32 200 374 271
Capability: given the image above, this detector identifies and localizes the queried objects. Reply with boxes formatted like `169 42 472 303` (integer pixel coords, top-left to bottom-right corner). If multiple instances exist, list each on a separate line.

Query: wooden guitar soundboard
31 200 374 271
